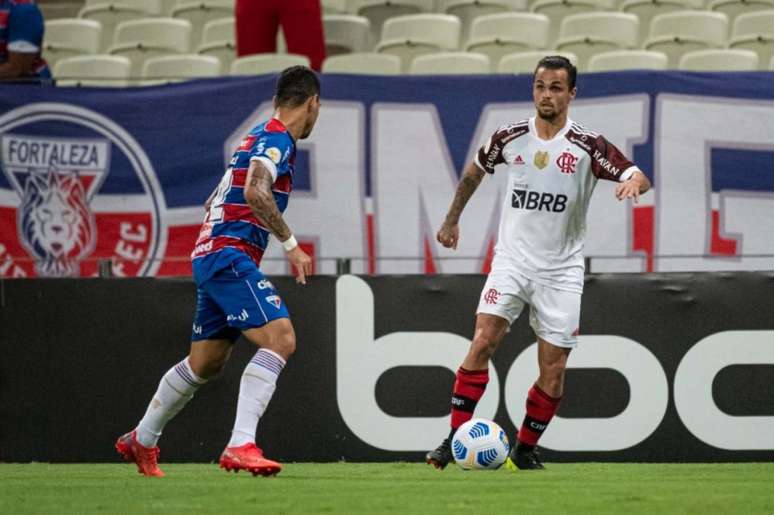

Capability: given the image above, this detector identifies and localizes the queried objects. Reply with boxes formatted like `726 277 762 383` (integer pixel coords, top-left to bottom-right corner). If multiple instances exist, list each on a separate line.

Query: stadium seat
587 49 668 71
323 15 373 56
197 42 235 73
276 26 288 54
172 1 234 51
82 0 162 13
497 50 578 73
375 14 462 71
437 0 527 44
555 12 639 70
728 10 774 70
620 0 701 46
409 51 491 74
530 0 616 49
351 0 435 44
198 16 234 46
108 18 193 78
39 3 83 21
53 54 132 87
43 19 102 70
230 54 311 76
709 0 774 24
196 17 236 73
322 52 402 74
678 48 759 70
322 0 350 14
159 0 178 16
465 13 551 65
141 54 222 84
644 11 729 68
79 0 162 51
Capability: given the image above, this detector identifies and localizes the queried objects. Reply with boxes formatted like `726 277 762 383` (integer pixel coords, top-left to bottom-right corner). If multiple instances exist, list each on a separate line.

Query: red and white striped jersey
191 118 295 282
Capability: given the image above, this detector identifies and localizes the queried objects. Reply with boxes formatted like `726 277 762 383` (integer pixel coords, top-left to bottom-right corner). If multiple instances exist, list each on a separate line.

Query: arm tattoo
245 163 292 242
445 172 483 225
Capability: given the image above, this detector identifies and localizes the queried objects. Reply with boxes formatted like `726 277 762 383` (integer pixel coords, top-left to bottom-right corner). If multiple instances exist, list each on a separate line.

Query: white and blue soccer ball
451 418 510 470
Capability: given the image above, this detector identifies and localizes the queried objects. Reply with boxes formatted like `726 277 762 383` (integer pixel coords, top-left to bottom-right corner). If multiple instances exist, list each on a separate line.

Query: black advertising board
1 273 773 462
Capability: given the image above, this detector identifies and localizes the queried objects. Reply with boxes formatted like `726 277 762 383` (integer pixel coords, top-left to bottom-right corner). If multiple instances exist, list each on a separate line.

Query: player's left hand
437 222 459 250
286 246 312 285
615 177 642 203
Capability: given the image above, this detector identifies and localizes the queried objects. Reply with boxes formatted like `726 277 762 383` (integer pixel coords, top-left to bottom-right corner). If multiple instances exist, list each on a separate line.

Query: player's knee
280 331 296 357
268 330 296 360
471 333 498 360
191 356 227 380
539 359 566 384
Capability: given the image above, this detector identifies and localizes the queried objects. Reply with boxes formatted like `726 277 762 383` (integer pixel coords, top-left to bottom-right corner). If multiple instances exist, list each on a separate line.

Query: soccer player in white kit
426 56 651 470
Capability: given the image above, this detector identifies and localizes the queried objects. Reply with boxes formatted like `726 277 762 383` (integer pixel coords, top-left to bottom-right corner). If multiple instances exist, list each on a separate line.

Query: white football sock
228 349 286 448
136 357 206 448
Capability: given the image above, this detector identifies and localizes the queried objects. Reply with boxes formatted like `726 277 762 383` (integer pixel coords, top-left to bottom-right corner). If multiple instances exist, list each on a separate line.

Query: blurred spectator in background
236 0 326 71
0 0 50 81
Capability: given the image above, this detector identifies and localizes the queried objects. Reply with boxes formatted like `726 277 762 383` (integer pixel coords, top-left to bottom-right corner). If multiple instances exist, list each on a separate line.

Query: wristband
282 235 298 252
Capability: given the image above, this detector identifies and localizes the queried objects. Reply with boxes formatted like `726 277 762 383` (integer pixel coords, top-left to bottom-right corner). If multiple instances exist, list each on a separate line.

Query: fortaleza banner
1 72 774 277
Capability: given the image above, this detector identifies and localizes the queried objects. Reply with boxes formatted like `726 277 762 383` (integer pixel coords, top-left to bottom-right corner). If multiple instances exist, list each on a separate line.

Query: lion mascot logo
18 170 95 276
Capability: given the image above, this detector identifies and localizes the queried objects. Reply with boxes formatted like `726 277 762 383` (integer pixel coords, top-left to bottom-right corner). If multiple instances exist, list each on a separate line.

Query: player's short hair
533 55 577 90
275 66 320 108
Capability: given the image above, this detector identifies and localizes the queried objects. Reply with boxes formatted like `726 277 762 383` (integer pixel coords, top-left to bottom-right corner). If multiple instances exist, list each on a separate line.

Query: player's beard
537 105 557 122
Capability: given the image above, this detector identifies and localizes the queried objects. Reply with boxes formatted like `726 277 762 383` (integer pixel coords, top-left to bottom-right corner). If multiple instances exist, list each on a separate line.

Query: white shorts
476 266 581 348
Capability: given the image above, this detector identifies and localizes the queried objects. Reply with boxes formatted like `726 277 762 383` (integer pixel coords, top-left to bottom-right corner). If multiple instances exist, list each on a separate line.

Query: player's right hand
437 223 459 250
286 246 312 285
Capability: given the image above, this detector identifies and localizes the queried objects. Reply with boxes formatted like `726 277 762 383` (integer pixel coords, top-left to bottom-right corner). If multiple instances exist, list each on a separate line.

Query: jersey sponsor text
511 189 568 213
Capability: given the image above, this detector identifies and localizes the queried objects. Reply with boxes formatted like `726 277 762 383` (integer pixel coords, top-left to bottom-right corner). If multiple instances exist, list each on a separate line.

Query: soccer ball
451 418 510 470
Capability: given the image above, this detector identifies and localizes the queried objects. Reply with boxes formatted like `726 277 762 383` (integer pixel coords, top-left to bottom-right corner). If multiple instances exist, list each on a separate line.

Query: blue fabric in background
1 71 774 210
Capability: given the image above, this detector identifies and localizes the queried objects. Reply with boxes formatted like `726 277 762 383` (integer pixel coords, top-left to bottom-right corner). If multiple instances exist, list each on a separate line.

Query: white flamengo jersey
474 116 640 293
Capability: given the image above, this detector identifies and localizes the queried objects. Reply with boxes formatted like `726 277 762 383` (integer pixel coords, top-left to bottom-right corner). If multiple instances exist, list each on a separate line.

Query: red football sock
517 383 562 448
450 367 489 432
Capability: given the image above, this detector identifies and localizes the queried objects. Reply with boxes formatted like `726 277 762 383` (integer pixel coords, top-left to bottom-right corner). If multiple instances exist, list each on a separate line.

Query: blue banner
1 71 773 277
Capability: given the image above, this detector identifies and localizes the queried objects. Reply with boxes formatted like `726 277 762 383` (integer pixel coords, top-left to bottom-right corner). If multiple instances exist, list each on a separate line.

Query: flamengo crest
556 151 578 174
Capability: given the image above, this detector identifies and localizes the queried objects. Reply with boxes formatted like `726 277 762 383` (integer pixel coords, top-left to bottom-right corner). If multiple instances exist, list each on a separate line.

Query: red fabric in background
235 0 326 71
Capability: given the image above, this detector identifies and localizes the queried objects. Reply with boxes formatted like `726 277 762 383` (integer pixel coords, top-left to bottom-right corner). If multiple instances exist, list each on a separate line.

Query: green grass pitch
1 463 773 514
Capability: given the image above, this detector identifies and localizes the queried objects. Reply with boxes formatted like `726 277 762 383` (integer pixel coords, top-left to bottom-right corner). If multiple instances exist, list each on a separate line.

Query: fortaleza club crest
0 103 167 277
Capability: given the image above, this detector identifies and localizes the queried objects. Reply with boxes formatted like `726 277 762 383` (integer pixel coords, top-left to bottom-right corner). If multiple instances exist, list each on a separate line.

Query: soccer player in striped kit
426 56 651 470
116 66 321 477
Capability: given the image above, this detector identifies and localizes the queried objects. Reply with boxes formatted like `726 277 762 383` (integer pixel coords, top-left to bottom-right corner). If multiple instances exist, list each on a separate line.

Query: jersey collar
266 117 299 146
528 116 573 144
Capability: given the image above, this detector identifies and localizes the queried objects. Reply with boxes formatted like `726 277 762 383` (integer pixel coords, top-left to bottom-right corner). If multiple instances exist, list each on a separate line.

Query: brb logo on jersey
512 189 568 213
0 104 167 277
